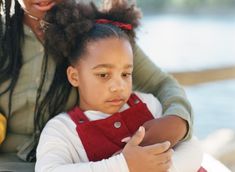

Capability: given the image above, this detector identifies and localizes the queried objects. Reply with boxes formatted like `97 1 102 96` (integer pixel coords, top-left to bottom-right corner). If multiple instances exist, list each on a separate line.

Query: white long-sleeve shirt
36 92 202 172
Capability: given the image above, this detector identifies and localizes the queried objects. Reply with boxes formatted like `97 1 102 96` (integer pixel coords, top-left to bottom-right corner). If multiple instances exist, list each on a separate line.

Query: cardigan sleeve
132 44 193 140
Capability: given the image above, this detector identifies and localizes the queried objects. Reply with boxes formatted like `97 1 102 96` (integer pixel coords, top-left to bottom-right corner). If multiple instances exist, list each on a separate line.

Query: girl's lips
106 99 125 106
33 1 56 11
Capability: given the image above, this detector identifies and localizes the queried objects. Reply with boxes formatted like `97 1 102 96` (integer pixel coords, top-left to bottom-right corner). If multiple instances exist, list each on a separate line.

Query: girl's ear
67 66 80 87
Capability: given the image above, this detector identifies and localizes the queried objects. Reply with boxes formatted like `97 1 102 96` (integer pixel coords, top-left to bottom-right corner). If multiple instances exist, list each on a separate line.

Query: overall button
134 99 140 104
114 121 121 128
78 119 84 124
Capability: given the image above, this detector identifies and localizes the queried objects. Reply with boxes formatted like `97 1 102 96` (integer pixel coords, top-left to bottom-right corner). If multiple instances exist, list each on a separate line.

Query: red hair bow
95 19 132 30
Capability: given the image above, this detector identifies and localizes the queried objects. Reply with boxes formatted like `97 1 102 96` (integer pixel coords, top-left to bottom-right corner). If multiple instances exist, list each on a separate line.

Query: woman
0 0 192 171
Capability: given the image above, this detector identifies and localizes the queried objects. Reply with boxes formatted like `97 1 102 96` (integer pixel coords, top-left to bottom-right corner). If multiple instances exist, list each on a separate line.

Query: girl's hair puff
44 0 142 65
94 0 142 43
44 0 95 64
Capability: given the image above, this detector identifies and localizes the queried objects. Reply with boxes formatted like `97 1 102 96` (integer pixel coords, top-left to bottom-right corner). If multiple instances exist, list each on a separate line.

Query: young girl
0 1 192 169
36 1 203 172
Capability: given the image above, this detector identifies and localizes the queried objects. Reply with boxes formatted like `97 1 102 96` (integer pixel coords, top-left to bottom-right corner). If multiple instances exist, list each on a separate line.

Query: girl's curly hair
35 0 142 134
44 0 142 64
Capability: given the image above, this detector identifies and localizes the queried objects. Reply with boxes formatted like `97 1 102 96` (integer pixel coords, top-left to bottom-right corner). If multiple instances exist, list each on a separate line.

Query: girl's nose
109 79 125 92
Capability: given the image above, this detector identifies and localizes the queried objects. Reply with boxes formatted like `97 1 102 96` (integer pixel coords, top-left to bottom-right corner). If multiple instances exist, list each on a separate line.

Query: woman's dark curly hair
0 0 24 117
35 0 142 131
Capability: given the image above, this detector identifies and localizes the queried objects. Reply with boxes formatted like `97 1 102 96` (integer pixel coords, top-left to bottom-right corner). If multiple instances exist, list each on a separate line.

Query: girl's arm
35 114 129 172
132 45 193 146
36 114 172 172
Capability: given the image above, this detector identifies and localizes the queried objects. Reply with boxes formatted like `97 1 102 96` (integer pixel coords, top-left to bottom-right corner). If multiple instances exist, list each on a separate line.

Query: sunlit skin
67 37 133 114
18 0 63 18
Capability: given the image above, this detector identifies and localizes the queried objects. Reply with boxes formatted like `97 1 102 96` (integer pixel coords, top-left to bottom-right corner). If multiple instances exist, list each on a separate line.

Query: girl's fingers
126 126 145 146
143 141 171 154
154 149 174 164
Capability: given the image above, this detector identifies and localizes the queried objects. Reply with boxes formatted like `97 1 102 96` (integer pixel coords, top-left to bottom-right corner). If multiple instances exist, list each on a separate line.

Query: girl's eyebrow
92 64 114 69
92 64 133 69
124 64 133 69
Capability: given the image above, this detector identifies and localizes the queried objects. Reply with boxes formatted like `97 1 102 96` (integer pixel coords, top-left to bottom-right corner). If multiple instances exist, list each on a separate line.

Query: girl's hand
122 126 173 172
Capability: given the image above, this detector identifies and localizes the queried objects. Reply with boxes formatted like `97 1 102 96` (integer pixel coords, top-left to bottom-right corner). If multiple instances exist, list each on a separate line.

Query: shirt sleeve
35 114 129 172
132 44 193 141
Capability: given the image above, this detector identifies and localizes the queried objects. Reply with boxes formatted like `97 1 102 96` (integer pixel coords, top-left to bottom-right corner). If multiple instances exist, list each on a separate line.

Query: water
185 79 235 139
137 14 235 72
137 14 235 139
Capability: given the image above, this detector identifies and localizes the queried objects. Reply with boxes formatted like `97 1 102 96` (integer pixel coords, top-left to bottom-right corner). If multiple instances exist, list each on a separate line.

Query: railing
171 66 235 85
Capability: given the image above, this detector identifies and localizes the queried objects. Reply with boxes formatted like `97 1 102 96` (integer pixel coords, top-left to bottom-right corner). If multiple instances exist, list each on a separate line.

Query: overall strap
127 93 143 107
67 106 90 125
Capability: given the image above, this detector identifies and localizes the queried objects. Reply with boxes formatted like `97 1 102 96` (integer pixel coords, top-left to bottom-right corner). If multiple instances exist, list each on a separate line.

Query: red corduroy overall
68 93 154 161
68 93 207 172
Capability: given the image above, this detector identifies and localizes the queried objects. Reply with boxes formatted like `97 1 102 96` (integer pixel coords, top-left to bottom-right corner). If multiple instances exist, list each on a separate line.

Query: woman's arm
132 45 193 146
141 115 188 147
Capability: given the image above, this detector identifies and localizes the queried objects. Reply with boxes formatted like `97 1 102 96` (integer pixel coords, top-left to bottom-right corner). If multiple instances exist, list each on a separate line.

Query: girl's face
17 0 63 18
67 37 133 114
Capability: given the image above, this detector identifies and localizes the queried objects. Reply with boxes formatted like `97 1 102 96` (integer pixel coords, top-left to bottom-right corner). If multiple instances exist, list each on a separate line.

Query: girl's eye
97 73 110 79
122 73 132 78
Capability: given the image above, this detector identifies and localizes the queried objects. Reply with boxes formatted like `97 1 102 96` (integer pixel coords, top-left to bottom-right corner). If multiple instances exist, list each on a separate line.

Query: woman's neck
23 12 45 42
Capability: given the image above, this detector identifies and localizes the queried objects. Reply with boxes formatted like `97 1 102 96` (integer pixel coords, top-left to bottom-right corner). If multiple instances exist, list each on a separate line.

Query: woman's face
17 0 63 18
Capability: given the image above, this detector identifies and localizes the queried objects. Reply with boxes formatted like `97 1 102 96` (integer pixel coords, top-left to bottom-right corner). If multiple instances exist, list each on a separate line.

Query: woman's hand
122 126 173 172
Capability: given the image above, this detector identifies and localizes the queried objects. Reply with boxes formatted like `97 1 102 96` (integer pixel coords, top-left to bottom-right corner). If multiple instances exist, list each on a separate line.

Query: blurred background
134 0 235 170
